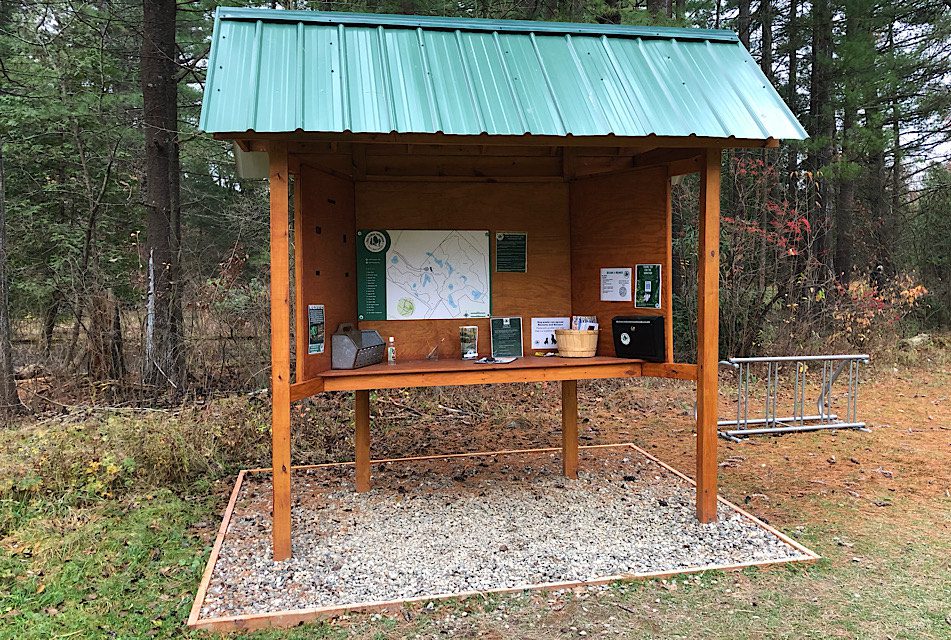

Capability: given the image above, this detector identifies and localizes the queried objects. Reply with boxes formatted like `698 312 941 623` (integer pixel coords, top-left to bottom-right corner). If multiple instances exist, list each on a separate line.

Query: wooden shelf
290 356 696 398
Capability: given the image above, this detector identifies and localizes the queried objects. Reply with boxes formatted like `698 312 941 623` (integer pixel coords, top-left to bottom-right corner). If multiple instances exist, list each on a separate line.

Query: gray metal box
331 324 385 369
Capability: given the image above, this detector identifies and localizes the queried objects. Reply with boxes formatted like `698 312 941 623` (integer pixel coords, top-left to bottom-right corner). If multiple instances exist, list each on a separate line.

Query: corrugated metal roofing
199 8 807 141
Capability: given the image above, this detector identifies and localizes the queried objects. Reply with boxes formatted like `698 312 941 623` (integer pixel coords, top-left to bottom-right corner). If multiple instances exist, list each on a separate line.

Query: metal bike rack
717 354 871 441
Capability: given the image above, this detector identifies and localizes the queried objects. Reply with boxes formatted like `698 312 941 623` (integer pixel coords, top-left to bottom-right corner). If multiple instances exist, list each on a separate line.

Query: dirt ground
2 357 949 639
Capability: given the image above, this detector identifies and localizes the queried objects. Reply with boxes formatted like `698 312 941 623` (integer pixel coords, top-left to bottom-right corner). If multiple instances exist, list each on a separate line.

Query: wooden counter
290 356 696 399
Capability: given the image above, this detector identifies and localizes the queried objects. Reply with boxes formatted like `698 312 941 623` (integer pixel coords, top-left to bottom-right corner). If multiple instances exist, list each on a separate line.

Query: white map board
357 230 491 321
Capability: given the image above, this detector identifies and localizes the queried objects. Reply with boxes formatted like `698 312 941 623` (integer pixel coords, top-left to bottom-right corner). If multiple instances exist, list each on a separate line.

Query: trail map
357 230 491 321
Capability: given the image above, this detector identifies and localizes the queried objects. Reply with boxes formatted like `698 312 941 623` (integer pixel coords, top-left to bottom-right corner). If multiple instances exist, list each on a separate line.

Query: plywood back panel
355 181 571 360
296 163 356 380
570 166 670 358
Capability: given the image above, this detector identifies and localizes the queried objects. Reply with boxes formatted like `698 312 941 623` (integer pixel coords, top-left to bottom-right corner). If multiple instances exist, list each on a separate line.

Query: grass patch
1 490 211 639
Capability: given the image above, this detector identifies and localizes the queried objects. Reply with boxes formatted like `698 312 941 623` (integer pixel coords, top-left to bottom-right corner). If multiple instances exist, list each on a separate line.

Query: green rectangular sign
490 316 523 358
635 264 662 309
495 232 527 273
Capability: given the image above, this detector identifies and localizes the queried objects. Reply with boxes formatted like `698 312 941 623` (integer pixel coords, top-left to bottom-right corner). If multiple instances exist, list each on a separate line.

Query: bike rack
717 354 871 441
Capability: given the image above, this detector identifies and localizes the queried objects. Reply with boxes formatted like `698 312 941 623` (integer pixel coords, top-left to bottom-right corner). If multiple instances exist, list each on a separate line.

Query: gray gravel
199 448 809 618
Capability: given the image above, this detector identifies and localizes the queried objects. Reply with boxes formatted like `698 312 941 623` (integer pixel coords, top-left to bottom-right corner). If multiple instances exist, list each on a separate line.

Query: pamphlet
571 315 598 330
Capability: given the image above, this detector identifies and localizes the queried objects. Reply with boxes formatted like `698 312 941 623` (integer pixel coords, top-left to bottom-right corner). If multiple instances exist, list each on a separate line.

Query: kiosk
199 8 807 560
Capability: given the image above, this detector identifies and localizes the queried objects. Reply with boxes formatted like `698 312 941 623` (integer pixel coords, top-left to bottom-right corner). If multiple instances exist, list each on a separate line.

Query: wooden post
664 168 674 362
696 147 721 523
268 142 293 561
561 379 578 479
354 389 371 492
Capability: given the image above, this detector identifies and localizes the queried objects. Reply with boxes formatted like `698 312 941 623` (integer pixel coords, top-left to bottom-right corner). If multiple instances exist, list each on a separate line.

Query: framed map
357 230 491 321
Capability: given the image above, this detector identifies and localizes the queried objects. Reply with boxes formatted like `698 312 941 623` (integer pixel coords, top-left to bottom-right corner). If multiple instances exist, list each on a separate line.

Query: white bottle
387 336 397 364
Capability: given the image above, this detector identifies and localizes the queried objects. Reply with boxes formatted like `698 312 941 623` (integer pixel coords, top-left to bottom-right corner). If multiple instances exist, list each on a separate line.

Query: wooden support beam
667 155 703 176
696 147 721 523
664 169 674 362
354 389 371 492
268 141 293 561
293 174 305 382
352 144 367 180
632 147 701 168
561 380 578 479
562 147 578 180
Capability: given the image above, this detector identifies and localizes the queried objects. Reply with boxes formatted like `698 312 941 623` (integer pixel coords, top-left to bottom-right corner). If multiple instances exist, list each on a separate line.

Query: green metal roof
199 8 807 141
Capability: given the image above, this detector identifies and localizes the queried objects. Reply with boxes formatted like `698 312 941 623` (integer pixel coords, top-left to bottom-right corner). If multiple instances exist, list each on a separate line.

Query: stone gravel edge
187 444 820 631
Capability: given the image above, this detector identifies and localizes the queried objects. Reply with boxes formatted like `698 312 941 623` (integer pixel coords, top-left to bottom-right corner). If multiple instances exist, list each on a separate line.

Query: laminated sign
357 229 491 321
635 264 662 309
307 305 325 355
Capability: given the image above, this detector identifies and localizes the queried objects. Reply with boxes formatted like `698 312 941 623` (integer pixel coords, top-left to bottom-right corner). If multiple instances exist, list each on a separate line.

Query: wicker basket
555 329 599 358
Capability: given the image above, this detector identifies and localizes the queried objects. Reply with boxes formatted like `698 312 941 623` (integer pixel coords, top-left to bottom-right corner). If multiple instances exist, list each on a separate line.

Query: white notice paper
600 268 633 302
531 317 570 349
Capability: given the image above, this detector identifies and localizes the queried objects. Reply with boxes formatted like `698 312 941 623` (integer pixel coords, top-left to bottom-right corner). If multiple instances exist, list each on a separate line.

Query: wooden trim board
187 444 819 632
290 358 696 399
186 470 247 629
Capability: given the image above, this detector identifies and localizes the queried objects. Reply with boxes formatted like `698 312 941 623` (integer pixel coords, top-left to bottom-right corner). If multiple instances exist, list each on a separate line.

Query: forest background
0 0 949 411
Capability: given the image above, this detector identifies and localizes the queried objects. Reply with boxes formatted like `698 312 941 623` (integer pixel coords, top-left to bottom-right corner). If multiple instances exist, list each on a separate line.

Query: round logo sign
364 230 387 253
620 332 631 346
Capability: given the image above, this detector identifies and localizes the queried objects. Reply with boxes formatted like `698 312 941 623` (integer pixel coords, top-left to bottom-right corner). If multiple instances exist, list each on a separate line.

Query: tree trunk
835 107 855 282
0 141 26 417
834 5 862 282
808 0 834 273
760 0 773 81
599 0 621 24
141 0 183 392
738 0 751 49
42 296 59 358
675 0 685 21
885 21 902 272
785 0 799 196
647 0 665 21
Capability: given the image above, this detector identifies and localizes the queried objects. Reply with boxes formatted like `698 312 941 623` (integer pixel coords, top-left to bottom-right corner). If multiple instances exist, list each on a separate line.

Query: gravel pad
200 447 809 617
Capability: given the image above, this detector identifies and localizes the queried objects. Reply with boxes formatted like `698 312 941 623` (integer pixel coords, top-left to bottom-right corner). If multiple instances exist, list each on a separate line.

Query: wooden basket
555 329 599 358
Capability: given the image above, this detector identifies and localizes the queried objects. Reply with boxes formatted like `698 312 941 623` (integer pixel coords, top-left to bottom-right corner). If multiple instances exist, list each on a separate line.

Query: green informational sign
490 316 523 358
635 264 662 309
356 230 391 320
495 232 527 272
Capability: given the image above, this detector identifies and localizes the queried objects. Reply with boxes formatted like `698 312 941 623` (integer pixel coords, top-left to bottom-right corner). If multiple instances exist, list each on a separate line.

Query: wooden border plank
186 469 247 628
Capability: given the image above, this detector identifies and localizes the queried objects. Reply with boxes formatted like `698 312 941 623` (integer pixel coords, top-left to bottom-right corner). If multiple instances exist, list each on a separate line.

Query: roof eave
211 131 795 149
